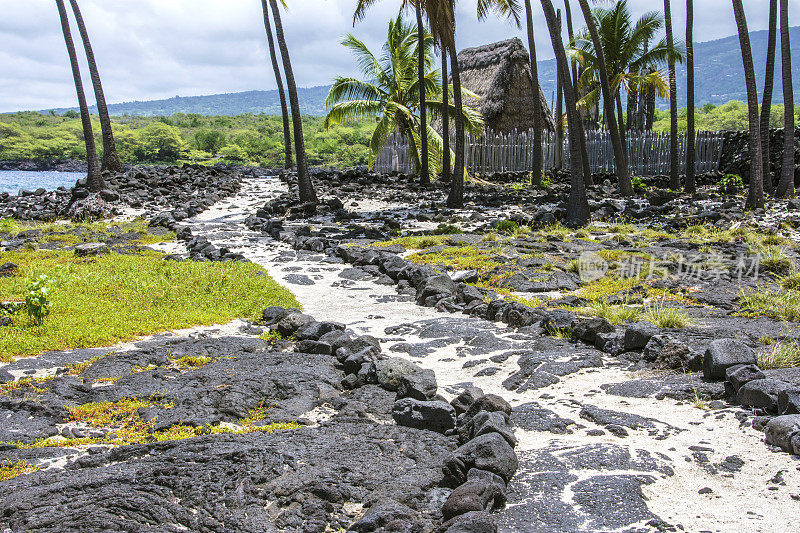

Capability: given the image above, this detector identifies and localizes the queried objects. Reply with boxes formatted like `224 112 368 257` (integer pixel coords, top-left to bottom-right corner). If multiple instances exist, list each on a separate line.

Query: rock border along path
174 176 799 533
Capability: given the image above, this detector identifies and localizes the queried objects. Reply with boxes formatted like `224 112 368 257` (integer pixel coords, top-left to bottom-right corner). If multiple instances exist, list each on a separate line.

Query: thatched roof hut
457 38 555 134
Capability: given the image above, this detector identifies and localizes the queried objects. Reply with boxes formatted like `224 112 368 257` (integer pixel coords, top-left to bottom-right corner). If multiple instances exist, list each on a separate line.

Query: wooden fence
374 129 725 176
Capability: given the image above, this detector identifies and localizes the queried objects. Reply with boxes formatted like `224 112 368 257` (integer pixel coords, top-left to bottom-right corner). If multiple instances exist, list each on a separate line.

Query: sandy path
183 177 800 533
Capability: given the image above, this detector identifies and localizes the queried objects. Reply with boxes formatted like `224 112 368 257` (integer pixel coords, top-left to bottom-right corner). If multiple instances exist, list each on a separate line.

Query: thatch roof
457 38 555 133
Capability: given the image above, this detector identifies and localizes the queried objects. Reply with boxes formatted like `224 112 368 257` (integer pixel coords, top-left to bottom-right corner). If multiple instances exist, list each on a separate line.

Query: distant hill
45 86 332 117
42 26 800 117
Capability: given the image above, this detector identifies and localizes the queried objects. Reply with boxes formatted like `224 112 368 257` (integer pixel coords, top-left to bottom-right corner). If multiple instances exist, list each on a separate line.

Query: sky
1 0 799 113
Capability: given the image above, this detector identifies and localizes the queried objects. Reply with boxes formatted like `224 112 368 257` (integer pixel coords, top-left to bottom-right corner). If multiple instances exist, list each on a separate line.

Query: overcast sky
1 0 798 112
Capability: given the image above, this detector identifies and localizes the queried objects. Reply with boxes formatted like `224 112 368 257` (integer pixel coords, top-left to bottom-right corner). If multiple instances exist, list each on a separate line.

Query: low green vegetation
0 249 299 361
651 101 800 133
0 460 39 482
0 112 373 168
0 219 175 247
1 397 301 449
739 289 800 322
644 304 693 329
758 340 800 370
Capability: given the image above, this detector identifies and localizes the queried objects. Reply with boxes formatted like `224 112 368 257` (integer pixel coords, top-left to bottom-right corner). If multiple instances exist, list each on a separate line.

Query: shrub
644 304 692 328
25 275 51 325
717 174 743 196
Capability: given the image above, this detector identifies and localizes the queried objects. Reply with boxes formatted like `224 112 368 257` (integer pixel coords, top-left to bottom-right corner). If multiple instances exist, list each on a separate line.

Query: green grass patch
0 460 38 482
758 340 800 369
574 276 640 301
3 397 301 449
0 249 299 361
371 235 451 250
407 245 503 274
644 304 693 329
583 301 642 325
0 219 174 247
739 289 800 322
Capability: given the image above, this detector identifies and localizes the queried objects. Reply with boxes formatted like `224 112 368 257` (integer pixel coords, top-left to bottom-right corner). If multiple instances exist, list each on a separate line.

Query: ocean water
0 171 84 195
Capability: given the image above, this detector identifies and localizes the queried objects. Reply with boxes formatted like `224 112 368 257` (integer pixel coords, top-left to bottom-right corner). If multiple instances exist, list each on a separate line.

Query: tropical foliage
569 0 685 117
324 12 482 178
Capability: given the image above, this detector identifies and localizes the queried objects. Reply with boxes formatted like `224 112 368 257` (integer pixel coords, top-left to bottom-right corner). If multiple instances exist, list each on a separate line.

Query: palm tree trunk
260 0 293 170
416 2 430 185
576 0 631 196
446 36 465 208
555 39 564 170
268 0 317 204
541 0 589 227
685 0 696 193
563 0 592 186
664 0 680 190
645 86 655 130
733 0 765 209
760 0 778 196
626 81 637 132
56 0 104 192
441 49 451 182
777 0 795 198
67 0 121 174
524 0 543 185
615 91 627 167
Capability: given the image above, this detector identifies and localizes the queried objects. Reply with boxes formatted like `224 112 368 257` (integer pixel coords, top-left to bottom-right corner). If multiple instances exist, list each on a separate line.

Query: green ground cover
0 249 299 361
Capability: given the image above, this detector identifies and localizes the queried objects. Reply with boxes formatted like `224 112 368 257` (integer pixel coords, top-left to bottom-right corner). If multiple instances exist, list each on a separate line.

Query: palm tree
732 0 764 210
268 0 317 204
55 0 104 192
664 0 680 190
541 0 589 226
563 0 592 186
324 14 482 176
260 0 293 169
760 0 778 196
415 1 430 184
777 0 795 198
446 0 520 208
575 0 633 196
67 0 122 173
523 0 543 184
685 0 695 193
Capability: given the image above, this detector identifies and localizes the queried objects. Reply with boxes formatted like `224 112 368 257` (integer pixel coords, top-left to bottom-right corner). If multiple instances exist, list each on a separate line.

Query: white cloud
0 0 796 112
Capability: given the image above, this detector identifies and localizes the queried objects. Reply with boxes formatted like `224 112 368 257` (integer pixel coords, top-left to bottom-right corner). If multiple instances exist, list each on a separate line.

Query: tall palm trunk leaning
268 0 317 204
523 0 543 185
260 0 293 169
563 0 592 186
55 0 104 192
441 50 451 181
541 0 589 226
554 9 564 169
416 2 430 185
685 0 695 193
777 0 795 198
732 0 764 209
576 0 631 196
67 0 121 173
760 0 778 196
664 0 680 190
446 33 466 208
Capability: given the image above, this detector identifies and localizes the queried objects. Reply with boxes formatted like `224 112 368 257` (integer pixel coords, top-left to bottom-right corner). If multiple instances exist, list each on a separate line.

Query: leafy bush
194 129 226 153
631 176 647 190
25 274 51 325
717 174 744 195
496 220 520 234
